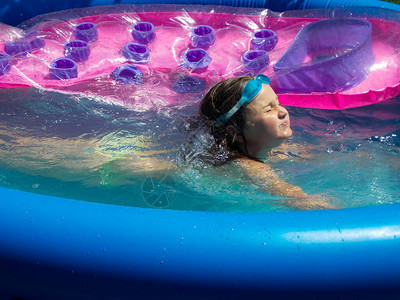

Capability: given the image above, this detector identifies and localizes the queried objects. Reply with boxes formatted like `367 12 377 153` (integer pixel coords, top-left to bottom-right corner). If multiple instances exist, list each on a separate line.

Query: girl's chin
281 126 293 138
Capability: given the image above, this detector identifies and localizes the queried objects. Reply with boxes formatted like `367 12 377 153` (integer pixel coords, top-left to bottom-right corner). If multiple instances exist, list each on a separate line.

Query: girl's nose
278 106 288 119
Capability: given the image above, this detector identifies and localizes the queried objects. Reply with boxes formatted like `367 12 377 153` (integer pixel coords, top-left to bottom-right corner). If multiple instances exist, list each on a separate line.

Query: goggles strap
216 75 269 125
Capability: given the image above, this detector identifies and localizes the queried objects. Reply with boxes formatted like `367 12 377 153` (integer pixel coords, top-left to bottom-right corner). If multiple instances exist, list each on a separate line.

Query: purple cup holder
171 76 206 93
4 40 32 56
49 58 78 80
23 31 46 50
4 33 45 56
111 65 143 84
0 52 12 76
182 48 212 71
64 40 90 62
22 31 46 51
242 50 270 73
191 25 216 49
251 29 278 52
122 42 150 63
131 22 156 44
30 37 46 50
73 22 98 42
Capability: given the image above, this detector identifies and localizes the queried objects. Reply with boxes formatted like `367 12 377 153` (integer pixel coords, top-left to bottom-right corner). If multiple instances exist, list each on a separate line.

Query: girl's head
200 75 292 159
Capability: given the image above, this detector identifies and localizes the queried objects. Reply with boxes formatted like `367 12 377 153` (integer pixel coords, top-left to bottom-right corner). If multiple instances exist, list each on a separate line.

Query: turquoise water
0 87 399 212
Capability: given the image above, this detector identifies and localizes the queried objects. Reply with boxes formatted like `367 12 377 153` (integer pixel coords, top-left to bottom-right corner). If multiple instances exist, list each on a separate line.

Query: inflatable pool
1 0 400 299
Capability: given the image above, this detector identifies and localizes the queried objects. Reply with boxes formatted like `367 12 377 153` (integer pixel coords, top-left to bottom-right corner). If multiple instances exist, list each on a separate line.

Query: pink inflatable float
0 5 399 109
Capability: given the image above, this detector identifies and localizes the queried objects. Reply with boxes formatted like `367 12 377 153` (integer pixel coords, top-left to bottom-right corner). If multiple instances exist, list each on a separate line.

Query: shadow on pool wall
1 0 400 299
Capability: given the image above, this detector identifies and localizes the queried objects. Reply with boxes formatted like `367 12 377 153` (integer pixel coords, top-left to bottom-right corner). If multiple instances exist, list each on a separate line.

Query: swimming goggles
217 74 270 125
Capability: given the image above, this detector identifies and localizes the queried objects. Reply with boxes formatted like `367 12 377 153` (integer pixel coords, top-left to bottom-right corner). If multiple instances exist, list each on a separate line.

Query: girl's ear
226 125 244 143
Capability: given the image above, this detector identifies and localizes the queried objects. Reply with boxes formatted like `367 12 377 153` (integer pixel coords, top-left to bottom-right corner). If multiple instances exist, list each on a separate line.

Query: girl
199 75 337 210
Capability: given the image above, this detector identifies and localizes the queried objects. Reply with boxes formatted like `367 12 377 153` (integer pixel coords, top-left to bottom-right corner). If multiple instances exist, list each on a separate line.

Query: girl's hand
283 194 341 211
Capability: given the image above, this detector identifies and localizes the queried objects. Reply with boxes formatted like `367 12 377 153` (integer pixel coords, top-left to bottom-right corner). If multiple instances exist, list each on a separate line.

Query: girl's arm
237 156 337 210
0 125 176 187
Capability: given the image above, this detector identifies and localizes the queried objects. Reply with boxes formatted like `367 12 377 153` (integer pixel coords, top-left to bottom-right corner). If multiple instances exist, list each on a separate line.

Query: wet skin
241 84 292 159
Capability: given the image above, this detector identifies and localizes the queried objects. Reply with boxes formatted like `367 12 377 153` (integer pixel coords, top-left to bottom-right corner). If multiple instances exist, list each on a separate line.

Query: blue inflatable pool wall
1 0 400 299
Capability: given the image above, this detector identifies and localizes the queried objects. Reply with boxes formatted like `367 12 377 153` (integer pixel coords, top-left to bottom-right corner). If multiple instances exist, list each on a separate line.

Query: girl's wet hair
200 76 252 155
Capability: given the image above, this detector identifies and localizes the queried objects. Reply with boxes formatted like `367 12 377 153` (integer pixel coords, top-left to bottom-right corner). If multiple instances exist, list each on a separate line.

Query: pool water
0 87 399 212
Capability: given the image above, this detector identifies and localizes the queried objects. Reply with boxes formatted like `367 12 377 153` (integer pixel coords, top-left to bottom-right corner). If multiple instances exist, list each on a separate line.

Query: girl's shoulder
233 155 275 176
267 143 308 162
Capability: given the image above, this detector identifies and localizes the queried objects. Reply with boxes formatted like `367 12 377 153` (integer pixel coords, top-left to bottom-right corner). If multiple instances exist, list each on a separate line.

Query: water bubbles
324 120 346 136
369 134 398 146
325 148 333 154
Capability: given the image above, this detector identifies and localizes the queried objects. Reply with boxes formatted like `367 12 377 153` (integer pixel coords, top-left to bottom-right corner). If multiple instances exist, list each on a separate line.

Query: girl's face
242 84 292 157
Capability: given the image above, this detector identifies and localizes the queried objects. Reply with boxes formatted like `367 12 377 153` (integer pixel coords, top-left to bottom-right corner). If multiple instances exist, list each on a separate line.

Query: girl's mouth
281 120 289 127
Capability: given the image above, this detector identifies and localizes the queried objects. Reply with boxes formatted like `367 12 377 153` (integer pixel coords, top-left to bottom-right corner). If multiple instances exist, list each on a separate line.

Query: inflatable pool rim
1 1 400 298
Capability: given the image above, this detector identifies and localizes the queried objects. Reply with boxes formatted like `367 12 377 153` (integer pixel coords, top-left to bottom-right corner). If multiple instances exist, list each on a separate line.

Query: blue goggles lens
217 74 270 124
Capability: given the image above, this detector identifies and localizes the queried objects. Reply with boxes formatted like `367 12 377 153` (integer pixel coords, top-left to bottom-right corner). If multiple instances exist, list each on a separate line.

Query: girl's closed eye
264 105 272 113
263 100 278 113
